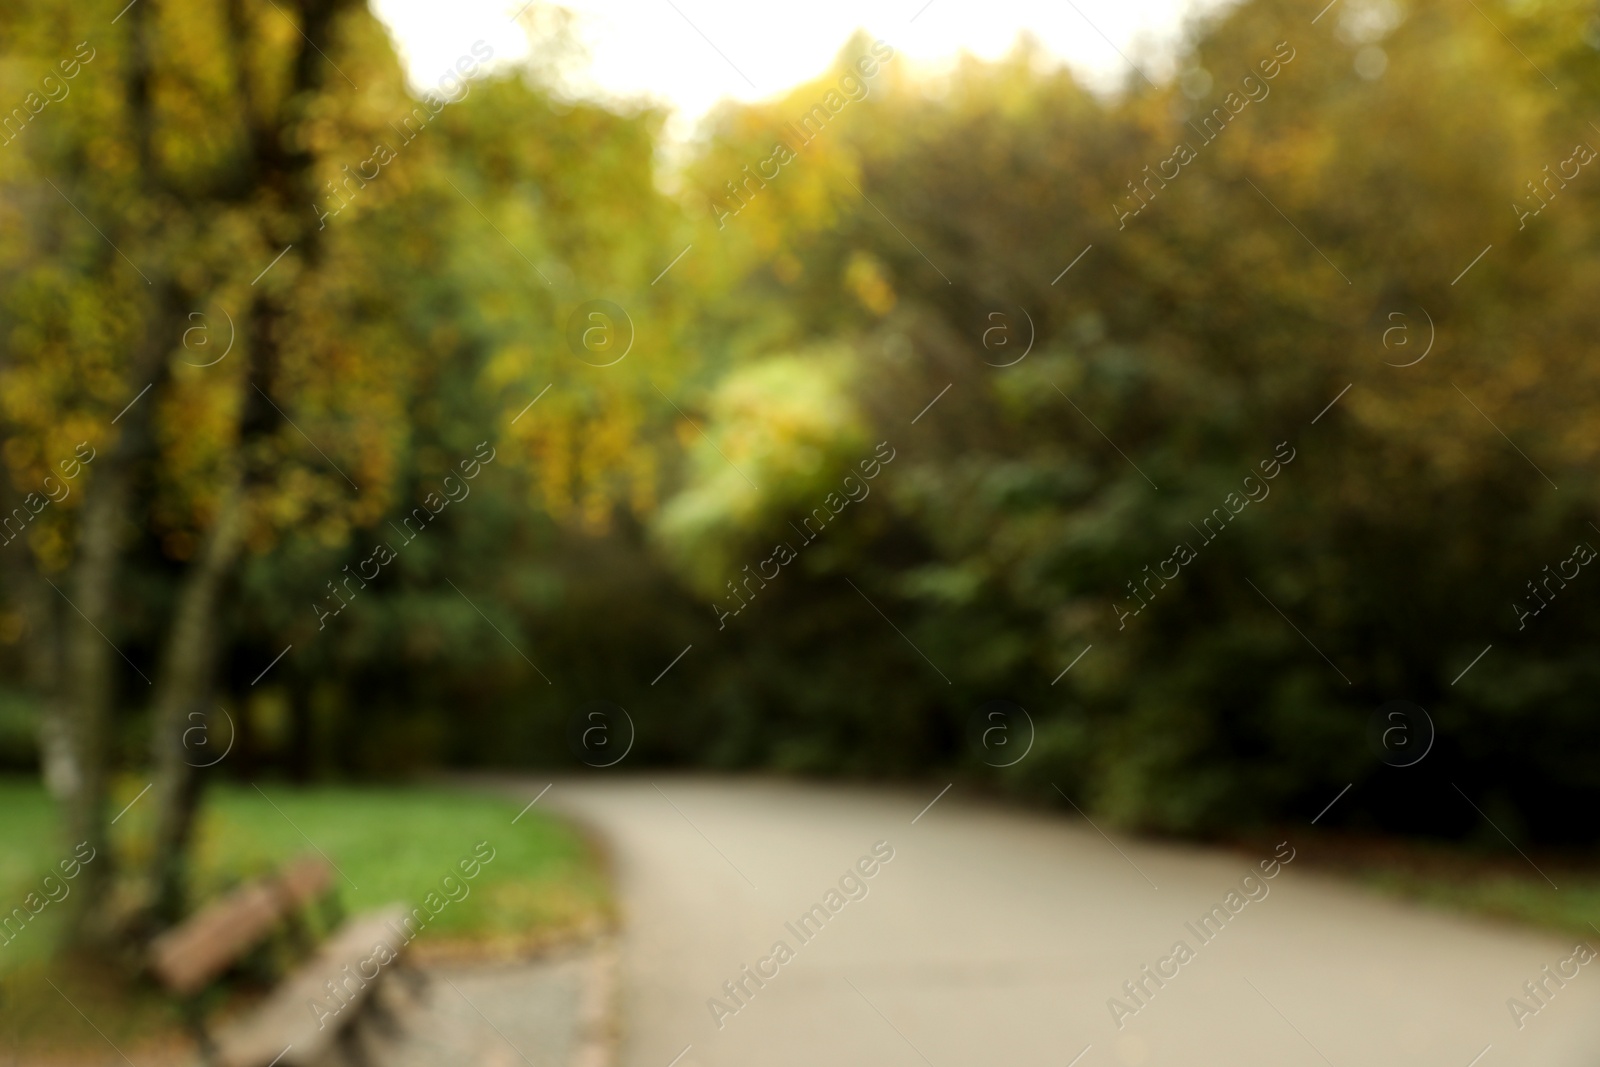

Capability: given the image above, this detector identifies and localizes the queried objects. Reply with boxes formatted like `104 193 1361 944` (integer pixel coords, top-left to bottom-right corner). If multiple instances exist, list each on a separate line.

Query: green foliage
618 0 1600 841
654 345 868 589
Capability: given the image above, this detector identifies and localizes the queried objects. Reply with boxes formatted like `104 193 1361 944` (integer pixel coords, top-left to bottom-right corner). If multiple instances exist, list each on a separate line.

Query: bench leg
183 999 222 1067
399 961 429 1001
336 973 415 1066
363 974 412 1038
336 1016 374 1067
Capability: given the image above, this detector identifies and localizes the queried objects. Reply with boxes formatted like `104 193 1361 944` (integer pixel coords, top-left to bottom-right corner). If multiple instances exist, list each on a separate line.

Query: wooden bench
148 856 417 1067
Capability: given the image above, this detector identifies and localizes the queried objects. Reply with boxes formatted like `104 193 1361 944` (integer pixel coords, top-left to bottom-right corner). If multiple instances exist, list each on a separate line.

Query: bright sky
369 0 1231 136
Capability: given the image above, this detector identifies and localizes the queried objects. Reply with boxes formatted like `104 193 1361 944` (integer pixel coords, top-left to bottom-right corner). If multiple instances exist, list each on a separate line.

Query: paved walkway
364 950 611 1067
514 775 1600 1067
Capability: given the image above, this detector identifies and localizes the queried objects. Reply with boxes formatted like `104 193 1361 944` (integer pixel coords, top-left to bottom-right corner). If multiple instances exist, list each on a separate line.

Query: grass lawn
0 775 608 1057
1287 831 1600 945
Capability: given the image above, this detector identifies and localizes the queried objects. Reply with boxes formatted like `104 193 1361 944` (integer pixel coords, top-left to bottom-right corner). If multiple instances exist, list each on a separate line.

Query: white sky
369 0 1231 136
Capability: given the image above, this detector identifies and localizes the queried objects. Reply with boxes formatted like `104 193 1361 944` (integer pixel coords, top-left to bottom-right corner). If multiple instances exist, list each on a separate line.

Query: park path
511 775 1600 1067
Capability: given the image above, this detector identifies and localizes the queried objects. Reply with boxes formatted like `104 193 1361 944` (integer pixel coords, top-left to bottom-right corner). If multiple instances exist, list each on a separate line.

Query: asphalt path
509 776 1600 1067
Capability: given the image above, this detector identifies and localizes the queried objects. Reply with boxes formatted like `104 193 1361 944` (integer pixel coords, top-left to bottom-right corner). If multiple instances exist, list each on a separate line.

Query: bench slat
148 857 335 997
214 904 411 1067
149 883 287 997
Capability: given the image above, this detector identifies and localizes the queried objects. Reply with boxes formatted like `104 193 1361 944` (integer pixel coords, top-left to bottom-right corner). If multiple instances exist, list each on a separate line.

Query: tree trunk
51 0 186 953
55 459 133 949
136 0 353 924
28 587 74 802
142 471 248 923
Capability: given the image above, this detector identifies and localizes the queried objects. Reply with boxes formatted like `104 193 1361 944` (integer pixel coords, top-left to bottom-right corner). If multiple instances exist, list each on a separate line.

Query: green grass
1357 868 1600 940
1235 829 1600 943
0 778 81 977
0 776 608 1055
185 782 610 949
1324 844 1600 942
